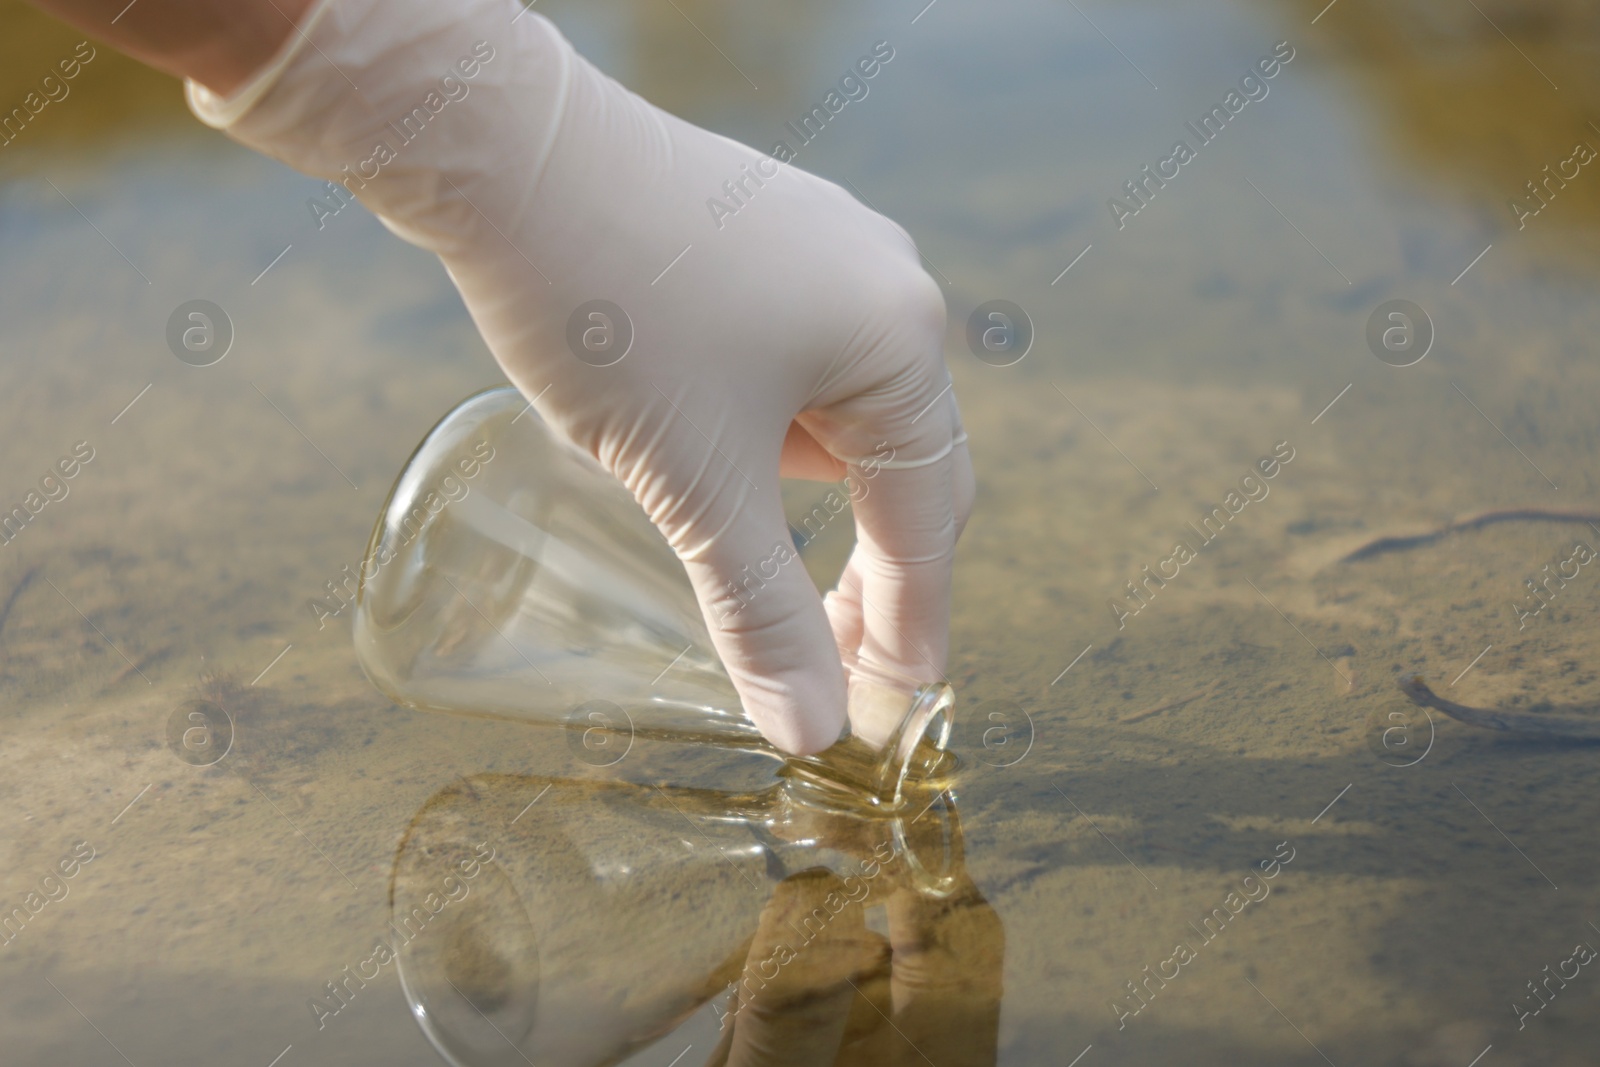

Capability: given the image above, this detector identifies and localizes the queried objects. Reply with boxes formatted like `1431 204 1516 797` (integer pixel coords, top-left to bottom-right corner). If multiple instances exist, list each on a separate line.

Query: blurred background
1 0 1598 1064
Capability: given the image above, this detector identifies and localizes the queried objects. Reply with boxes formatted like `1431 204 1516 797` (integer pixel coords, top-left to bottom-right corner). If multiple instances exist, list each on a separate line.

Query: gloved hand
187 0 972 754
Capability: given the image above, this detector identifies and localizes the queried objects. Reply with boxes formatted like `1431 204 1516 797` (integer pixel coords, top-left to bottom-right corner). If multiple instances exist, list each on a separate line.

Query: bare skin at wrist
26 0 317 96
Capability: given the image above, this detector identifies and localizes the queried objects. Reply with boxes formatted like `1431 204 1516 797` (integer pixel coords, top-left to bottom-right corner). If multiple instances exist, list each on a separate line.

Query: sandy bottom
2 0 1600 1064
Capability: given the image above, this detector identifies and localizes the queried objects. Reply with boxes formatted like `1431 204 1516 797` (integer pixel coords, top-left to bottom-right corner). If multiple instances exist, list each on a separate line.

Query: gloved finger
824 438 969 671
821 373 961 679
950 404 976 542
845 435 957 686
823 553 865 659
655 462 847 757
786 246 959 692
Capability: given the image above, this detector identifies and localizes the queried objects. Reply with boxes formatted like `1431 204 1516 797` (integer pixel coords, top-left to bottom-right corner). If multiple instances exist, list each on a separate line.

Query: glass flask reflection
389 773 1003 1067
353 387 956 811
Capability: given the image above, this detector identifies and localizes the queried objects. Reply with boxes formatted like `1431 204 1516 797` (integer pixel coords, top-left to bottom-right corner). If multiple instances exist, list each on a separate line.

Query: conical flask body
354 388 954 809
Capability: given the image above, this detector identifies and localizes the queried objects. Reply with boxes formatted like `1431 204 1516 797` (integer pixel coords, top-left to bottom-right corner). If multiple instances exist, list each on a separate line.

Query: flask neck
778 678 957 814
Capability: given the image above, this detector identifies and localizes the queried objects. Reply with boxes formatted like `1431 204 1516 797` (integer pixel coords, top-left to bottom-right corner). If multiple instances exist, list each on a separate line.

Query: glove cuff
183 0 339 129
180 0 574 257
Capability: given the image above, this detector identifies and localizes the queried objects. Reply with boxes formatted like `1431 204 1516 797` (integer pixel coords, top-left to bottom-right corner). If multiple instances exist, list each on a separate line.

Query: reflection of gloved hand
708 867 889 1067
708 860 1002 1067
870 879 1004 1067
185 0 973 755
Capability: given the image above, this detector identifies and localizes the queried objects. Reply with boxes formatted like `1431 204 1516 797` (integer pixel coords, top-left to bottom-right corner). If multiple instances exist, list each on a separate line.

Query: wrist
185 0 572 259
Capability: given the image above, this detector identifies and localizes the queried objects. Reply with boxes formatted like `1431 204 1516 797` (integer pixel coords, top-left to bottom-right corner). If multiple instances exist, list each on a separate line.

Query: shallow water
2 0 1599 1064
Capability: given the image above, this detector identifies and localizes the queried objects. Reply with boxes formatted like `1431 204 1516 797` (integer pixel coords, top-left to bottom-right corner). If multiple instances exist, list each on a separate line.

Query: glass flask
388 773 1003 1067
353 387 956 811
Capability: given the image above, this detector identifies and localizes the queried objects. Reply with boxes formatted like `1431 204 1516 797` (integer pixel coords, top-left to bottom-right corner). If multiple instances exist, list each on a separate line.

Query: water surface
2 0 1599 1064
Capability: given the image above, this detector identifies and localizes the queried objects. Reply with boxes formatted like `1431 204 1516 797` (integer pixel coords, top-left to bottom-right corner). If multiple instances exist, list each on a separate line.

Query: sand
1 0 1598 1064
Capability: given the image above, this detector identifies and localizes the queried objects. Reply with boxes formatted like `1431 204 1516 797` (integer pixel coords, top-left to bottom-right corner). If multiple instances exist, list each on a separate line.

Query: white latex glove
187 0 972 755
